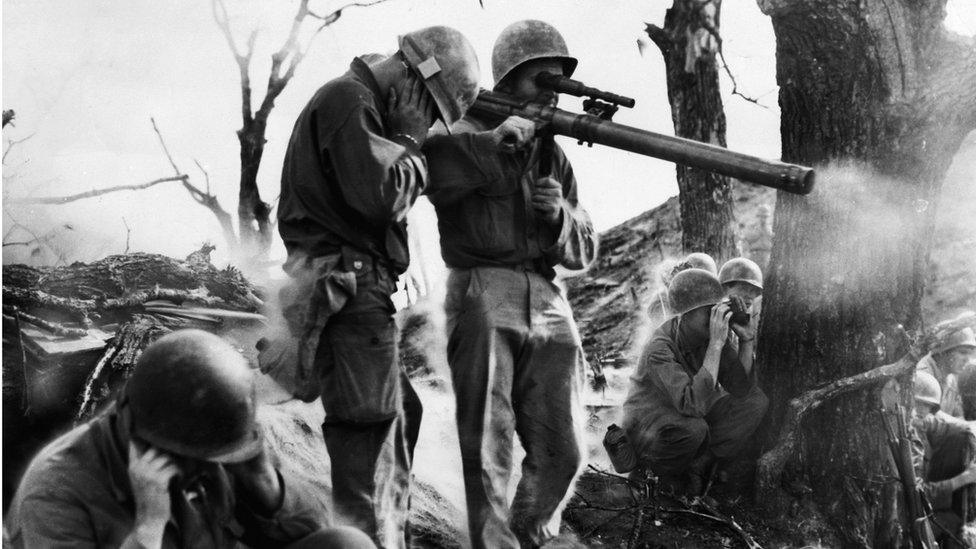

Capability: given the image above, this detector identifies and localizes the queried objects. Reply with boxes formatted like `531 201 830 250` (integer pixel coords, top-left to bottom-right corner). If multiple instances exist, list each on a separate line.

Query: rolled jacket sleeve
323 102 427 226
543 146 597 271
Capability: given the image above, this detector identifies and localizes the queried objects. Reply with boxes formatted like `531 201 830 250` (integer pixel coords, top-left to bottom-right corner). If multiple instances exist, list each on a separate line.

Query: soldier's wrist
133 516 168 545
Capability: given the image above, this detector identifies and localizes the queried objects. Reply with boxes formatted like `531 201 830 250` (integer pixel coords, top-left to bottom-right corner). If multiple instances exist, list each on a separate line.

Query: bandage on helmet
399 26 480 129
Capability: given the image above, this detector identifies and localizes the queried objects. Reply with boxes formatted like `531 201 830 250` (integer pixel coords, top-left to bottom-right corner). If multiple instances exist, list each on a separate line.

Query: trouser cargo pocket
318 315 400 423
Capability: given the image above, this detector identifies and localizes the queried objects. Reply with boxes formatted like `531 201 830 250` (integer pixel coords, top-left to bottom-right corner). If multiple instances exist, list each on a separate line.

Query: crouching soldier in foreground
912 370 976 549
623 269 768 495
7 330 375 549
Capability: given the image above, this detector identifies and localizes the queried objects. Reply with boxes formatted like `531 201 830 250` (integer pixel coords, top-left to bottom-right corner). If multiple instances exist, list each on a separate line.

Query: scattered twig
692 498 763 549
6 175 188 205
627 504 646 549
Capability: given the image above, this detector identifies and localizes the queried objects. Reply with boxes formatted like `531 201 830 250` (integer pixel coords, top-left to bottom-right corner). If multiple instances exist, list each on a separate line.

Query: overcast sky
3 0 975 265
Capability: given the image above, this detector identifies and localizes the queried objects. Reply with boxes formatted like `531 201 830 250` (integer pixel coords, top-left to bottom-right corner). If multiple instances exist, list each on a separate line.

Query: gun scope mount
535 72 636 109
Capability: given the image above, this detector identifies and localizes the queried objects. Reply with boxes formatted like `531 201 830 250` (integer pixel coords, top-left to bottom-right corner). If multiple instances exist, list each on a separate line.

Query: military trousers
444 266 586 549
631 385 768 476
927 427 975 549
314 252 422 549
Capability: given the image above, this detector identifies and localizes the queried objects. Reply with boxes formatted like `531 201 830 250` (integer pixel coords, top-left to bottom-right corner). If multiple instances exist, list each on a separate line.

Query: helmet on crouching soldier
123 329 263 463
684 252 717 275
931 327 976 356
491 20 578 87
719 257 764 291
914 370 942 413
399 26 481 129
668 268 725 316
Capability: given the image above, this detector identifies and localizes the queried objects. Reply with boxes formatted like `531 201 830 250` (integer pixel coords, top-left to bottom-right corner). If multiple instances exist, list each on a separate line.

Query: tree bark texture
646 0 738 262
755 0 976 545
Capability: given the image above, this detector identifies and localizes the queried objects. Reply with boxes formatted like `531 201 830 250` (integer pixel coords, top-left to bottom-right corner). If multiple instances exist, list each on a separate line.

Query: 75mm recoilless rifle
470 72 816 195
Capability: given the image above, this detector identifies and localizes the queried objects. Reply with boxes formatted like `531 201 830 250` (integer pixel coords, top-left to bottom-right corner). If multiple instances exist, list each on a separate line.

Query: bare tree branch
194 159 212 195
307 0 392 27
3 133 35 164
644 23 673 53
7 175 189 205
213 0 257 123
150 118 238 248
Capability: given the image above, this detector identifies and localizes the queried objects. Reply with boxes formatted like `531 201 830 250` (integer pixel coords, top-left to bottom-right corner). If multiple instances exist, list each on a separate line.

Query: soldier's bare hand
492 116 536 153
731 297 761 342
709 302 732 347
128 441 179 542
225 444 283 514
388 74 434 147
532 176 564 225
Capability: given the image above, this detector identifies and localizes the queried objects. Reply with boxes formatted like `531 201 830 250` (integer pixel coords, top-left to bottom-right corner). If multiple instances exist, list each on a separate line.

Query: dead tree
755 0 976 545
212 0 390 260
645 0 738 261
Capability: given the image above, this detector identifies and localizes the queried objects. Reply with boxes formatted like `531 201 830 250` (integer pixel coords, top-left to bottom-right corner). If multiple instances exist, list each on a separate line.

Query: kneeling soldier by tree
7 329 376 549
911 370 976 549
918 326 976 418
622 268 768 495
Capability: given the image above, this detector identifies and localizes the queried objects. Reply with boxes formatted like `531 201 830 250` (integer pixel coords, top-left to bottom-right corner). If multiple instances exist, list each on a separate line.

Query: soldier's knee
655 418 709 456
749 387 770 416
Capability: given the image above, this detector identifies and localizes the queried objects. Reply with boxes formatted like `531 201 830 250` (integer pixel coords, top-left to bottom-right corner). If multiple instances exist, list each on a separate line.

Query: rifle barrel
471 92 815 195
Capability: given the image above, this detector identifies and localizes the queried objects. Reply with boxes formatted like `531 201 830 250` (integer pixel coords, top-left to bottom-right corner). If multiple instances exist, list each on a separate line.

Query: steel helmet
668 268 725 316
684 252 717 275
124 329 262 463
719 257 764 290
491 20 578 87
914 370 942 410
399 26 480 129
932 327 976 355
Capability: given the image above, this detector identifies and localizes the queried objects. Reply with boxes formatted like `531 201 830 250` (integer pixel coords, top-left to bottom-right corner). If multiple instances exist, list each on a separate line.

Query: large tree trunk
646 0 738 262
755 0 976 545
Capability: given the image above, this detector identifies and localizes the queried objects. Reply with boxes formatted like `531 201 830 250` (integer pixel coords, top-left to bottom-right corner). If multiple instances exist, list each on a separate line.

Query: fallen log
75 316 171 422
5 251 261 311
